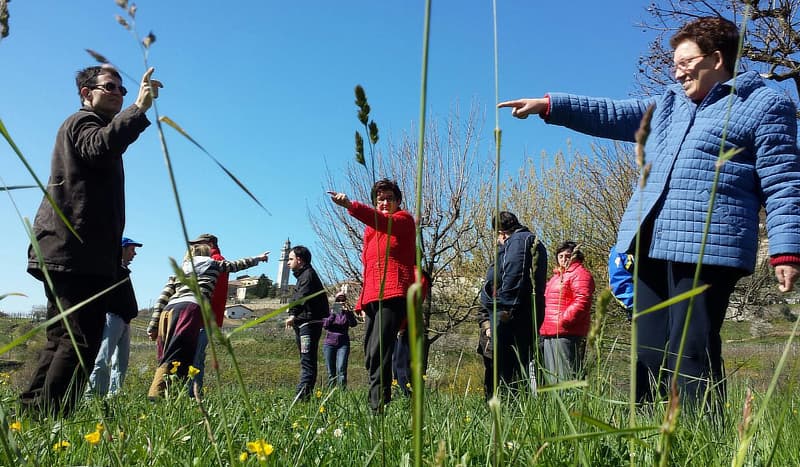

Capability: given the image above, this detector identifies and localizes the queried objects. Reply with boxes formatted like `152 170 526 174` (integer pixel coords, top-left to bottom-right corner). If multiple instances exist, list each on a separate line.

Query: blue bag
608 246 634 318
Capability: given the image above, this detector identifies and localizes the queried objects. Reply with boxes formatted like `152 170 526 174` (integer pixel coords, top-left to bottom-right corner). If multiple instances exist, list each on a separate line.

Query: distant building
225 304 253 319
235 275 260 287
276 238 291 292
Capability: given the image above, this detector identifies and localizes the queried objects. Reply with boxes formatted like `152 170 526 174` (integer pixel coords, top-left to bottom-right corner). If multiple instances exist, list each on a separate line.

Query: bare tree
638 0 800 107
501 142 638 280
310 102 493 369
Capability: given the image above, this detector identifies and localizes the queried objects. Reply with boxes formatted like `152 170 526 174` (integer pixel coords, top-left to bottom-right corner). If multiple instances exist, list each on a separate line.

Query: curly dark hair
370 178 403 206
670 16 739 75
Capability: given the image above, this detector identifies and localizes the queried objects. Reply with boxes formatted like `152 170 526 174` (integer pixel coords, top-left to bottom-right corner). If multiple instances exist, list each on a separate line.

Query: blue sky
0 1 654 314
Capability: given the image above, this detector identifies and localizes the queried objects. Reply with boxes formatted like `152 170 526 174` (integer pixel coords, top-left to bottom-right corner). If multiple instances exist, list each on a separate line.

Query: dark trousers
392 331 411 396
294 321 322 399
20 273 112 416
635 256 741 408
363 297 406 411
482 319 533 399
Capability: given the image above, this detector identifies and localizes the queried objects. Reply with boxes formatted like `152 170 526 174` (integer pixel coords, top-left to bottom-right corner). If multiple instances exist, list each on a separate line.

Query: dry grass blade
0 292 26 301
226 290 325 336
0 184 37 191
0 119 82 241
158 116 271 215
634 284 710 319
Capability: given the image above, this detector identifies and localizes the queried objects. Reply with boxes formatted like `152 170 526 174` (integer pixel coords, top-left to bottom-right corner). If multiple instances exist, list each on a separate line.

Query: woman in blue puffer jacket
499 16 800 409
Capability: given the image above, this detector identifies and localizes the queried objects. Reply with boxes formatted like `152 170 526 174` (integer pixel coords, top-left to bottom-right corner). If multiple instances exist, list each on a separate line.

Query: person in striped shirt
146 243 268 399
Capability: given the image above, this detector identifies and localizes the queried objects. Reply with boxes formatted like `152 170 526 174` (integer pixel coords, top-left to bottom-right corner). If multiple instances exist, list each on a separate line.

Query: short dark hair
556 241 584 262
670 16 739 75
492 211 522 233
75 65 122 97
370 178 403 206
291 245 312 265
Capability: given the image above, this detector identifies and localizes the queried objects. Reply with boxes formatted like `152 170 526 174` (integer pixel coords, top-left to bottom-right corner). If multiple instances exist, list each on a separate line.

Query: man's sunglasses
92 82 128 97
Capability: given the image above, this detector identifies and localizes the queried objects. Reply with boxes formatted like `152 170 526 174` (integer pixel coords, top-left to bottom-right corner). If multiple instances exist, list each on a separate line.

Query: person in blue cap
86 236 142 397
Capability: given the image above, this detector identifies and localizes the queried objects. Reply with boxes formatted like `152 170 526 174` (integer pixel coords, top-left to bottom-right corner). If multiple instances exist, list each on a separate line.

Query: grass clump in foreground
1 354 799 465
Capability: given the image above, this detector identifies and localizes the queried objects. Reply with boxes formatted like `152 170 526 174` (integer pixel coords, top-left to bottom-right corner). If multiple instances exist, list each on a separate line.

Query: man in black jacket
477 211 548 399
285 245 329 401
21 65 162 416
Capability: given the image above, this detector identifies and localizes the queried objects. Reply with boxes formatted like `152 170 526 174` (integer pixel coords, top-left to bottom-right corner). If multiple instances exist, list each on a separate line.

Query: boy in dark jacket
285 246 329 401
477 211 547 400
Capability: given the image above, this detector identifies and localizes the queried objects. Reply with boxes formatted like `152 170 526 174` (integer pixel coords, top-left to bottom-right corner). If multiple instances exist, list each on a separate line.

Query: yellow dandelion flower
319 405 325 414
422 374 428 381
315 389 322 398
392 379 398 387
405 382 411 389
84 430 102 445
188 365 200 378
53 440 71 452
464 416 471 423
170 361 181 374
239 452 248 462
9 420 21 432
246 439 274 457
139 413 147 420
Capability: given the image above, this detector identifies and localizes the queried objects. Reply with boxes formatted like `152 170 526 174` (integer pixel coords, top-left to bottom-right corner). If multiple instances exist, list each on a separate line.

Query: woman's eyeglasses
92 82 128 97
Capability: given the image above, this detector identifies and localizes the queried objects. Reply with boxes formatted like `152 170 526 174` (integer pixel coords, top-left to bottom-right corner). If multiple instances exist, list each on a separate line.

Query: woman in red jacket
540 241 595 383
329 179 416 412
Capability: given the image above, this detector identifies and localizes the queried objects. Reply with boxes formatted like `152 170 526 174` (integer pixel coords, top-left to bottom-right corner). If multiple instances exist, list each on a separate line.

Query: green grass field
0 308 798 465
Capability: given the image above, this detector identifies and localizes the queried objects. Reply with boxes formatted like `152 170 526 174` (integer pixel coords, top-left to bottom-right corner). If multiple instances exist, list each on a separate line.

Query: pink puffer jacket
540 261 595 337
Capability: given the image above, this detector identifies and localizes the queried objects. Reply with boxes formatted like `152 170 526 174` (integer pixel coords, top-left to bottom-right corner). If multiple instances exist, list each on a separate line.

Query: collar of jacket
292 264 310 278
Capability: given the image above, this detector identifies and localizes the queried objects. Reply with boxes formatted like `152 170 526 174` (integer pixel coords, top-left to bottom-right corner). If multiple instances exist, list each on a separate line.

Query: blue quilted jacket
546 71 800 273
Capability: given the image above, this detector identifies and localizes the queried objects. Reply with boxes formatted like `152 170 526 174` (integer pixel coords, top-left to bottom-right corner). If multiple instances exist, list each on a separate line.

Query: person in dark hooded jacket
477 211 547 399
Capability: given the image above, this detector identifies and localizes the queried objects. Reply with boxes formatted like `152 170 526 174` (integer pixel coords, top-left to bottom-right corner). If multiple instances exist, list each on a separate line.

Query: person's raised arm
497 97 549 119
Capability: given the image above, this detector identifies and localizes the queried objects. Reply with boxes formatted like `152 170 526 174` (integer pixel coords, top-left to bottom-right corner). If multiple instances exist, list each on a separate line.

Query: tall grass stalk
408 1 432 466
490 1 502 464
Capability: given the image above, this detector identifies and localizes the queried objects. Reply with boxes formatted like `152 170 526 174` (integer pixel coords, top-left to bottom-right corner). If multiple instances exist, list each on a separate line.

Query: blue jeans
189 328 209 397
87 313 130 396
322 343 350 387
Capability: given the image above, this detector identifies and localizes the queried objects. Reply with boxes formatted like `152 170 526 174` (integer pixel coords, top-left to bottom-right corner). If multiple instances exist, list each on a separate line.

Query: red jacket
209 248 228 327
540 261 595 337
348 201 416 310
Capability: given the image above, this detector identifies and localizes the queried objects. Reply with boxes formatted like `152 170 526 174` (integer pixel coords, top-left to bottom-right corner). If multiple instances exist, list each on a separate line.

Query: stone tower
276 238 291 291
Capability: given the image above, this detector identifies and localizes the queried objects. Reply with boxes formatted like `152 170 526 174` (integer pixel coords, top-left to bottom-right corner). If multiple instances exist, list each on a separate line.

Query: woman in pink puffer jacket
540 242 595 383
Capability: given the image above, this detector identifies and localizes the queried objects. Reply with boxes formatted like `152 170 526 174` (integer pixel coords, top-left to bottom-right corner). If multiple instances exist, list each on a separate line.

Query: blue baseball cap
121 237 143 248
